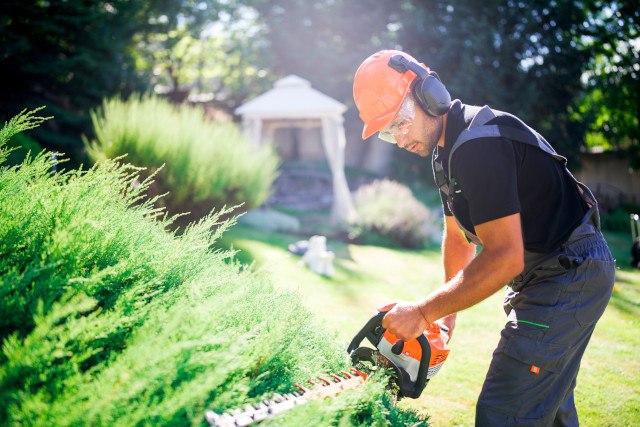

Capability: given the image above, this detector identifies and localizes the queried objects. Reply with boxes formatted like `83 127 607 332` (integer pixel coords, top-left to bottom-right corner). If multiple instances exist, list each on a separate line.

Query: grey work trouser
476 214 616 426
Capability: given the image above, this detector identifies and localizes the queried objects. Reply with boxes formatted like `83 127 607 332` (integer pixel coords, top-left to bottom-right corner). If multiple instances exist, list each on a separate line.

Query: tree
4 0 635 172
578 0 639 169
0 1 168 159
133 2 274 114
393 1 593 162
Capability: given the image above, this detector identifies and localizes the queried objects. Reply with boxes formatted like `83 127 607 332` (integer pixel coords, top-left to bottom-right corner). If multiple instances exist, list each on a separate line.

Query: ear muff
388 54 451 117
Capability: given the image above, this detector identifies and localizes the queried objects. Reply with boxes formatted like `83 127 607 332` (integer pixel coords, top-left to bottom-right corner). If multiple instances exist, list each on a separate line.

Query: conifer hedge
0 110 428 425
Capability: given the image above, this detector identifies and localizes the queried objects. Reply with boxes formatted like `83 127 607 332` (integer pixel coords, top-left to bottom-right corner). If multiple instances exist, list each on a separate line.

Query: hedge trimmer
206 305 450 426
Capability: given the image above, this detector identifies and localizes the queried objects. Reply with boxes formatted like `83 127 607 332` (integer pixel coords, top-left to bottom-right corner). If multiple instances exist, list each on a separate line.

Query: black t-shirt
433 100 588 253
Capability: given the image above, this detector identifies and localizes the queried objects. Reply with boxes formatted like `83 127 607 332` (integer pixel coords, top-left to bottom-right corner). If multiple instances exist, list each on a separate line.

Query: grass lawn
219 225 640 426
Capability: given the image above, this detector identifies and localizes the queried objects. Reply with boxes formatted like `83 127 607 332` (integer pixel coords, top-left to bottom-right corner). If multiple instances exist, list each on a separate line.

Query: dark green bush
601 205 640 233
0 110 428 426
350 179 440 249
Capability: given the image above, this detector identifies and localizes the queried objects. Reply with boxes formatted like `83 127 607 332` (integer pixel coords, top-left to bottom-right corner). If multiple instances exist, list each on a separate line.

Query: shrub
85 96 279 221
0 110 428 426
350 179 440 249
239 208 301 233
601 205 640 233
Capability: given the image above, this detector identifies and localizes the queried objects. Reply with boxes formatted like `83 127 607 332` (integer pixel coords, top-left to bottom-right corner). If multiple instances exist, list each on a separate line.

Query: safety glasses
378 96 416 144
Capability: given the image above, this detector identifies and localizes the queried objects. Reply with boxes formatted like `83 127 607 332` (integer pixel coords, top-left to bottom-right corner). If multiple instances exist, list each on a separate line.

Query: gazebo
235 75 355 226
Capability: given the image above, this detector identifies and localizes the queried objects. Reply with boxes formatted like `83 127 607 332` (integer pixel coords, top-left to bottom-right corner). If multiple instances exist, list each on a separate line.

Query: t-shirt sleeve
450 138 521 225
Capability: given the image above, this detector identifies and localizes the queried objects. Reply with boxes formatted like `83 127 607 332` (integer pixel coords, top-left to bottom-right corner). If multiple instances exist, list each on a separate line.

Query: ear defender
388 54 451 117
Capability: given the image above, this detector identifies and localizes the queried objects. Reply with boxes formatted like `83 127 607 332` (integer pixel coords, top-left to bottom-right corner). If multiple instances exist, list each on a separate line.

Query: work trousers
476 217 616 426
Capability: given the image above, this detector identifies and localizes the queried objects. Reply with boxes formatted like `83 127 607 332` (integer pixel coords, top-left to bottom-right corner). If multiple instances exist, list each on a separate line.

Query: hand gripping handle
346 310 432 399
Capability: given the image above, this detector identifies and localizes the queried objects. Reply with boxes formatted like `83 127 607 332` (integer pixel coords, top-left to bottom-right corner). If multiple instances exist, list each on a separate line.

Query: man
353 49 616 426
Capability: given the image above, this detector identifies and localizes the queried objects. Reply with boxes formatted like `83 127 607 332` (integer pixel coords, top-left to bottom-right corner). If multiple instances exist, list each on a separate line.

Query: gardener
353 50 616 426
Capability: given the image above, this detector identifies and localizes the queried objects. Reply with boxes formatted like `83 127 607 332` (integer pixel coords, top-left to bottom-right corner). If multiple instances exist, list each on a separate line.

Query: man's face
395 111 443 158
377 96 443 158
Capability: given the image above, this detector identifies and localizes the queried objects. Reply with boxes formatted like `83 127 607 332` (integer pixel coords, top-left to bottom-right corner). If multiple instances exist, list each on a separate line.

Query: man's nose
396 134 410 148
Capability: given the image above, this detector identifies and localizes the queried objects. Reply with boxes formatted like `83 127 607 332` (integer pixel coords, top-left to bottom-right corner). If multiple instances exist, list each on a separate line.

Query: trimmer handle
346 308 431 399
346 311 386 354
347 309 430 354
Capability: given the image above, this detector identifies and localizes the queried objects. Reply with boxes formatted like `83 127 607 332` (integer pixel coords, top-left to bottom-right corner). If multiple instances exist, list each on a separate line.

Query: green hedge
85 96 279 221
0 110 428 426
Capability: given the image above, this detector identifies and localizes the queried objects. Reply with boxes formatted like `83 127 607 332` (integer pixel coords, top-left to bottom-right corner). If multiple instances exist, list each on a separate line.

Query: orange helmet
353 50 422 139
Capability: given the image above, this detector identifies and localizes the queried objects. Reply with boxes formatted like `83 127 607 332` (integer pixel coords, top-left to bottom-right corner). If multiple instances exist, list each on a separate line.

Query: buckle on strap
433 160 450 195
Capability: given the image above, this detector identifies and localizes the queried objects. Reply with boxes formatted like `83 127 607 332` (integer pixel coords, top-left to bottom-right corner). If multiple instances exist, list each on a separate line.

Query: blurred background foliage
85 95 279 223
0 0 637 168
350 179 441 249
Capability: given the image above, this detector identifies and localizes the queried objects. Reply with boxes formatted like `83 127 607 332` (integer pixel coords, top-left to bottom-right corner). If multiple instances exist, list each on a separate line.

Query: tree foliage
0 1 161 157
578 0 639 168
251 0 638 173
132 1 273 113
1 0 637 171
0 1 276 160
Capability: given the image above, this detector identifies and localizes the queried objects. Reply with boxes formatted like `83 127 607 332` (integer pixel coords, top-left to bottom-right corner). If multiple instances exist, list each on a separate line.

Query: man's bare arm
420 213 524 323
382 213 524 340
437 215 476 335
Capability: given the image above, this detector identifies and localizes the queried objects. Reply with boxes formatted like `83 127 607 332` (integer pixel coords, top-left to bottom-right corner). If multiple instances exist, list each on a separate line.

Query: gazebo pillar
321 115 355 227
241 117 262 149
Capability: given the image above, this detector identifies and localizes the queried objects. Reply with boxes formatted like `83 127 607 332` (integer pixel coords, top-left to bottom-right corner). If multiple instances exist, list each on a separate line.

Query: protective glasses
377 96 416 144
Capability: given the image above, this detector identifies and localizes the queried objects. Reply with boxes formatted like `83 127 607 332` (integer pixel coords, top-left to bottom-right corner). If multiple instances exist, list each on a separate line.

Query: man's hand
380 301 429 341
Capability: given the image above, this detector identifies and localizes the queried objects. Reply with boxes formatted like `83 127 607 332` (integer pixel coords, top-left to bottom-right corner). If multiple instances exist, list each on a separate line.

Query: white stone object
301 235 335 277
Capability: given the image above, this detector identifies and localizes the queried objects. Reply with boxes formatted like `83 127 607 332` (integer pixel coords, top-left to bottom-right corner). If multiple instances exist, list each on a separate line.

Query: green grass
219 224 640 426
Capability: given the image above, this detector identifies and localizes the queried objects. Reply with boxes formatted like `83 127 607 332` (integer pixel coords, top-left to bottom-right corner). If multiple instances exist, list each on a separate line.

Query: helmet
353 50 423 139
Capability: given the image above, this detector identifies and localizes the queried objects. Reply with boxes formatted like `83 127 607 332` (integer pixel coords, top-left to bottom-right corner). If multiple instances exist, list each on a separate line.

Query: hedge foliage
85 96 279 221
0 110 428 426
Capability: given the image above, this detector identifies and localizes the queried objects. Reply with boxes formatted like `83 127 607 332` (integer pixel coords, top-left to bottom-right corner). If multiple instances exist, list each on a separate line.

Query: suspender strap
468 105 496 129
448 106 567 176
